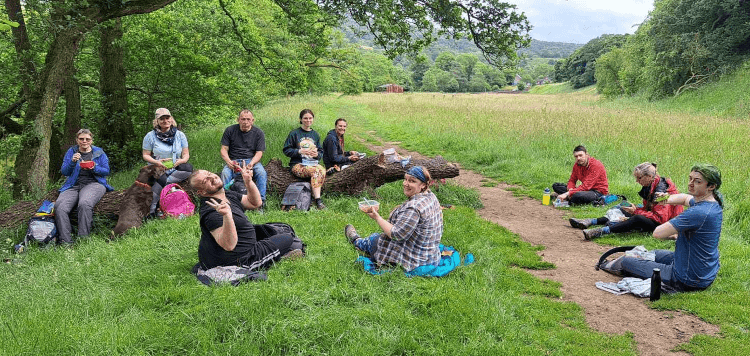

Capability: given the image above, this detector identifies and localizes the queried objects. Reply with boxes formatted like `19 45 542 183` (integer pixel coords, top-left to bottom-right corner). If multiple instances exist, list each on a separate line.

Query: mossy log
0 154 458 229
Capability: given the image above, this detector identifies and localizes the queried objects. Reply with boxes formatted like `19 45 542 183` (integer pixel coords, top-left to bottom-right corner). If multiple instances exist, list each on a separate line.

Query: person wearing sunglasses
142 108 193 218
55 129 114 245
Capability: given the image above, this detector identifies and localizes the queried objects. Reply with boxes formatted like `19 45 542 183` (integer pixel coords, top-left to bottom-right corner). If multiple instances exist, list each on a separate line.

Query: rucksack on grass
15 200 58 253
280 182 311 211
160 183 195 218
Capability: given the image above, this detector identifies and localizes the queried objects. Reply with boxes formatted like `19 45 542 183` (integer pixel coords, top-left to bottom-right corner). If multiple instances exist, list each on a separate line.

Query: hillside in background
339 23 581 62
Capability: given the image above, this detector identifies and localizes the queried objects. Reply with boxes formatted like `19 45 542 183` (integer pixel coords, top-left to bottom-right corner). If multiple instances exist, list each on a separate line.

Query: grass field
1 84 749 354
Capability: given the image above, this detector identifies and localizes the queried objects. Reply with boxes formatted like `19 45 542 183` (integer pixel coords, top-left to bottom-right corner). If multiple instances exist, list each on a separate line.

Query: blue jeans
354 233 381 256
221 160 267 201
620 250 704 292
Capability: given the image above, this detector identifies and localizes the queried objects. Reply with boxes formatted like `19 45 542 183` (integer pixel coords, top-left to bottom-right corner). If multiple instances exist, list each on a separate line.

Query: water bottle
650 268 661 301
542 188 551 205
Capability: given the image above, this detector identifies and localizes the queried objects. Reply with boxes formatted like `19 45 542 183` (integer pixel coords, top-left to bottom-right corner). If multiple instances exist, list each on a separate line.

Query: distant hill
339 23 581 62
518 39 582 59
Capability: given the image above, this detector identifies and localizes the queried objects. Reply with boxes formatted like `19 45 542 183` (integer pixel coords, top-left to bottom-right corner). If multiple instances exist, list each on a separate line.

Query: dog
112 164 166 237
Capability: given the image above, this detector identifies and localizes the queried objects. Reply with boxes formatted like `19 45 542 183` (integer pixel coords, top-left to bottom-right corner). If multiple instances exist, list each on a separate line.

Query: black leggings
596 214 659 234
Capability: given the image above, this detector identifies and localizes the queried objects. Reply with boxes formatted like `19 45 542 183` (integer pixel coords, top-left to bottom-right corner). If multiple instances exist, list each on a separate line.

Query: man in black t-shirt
190 164 300 270
220 109 267 206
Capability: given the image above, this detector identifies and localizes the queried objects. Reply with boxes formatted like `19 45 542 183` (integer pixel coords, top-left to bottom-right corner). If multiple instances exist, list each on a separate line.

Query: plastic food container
358 200 379 213
163 160 174 169
79 161 95 169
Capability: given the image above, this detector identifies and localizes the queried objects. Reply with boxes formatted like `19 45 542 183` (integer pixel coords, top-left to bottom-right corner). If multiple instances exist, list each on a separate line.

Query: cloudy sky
507 0 654 44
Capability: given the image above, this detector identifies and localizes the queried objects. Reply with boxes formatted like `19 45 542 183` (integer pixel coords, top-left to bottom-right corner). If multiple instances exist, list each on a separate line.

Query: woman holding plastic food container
282 108 327 210
55 129 114 245
142 108 193 218
344 166 443 271
619 164 723 292
570 162 683 240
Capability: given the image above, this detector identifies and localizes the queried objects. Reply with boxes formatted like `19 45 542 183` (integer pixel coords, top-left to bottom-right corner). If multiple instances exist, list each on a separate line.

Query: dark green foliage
553 34 629 88
595 0 750 99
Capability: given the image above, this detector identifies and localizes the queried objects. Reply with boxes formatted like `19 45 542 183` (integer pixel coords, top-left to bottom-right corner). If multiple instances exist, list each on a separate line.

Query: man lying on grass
554 145 609 205
344 166 443 271
618 164 723 292
190 163 304 270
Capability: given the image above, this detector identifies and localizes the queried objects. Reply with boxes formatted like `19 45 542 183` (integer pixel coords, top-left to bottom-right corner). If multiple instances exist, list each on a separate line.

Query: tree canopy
1 0 532 198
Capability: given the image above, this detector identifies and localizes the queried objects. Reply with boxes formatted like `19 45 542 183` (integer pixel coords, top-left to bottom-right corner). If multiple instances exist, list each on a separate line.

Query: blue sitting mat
356 244 474 277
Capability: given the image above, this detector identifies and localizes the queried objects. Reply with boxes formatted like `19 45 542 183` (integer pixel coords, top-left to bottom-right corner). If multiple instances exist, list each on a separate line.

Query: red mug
80 161 95 170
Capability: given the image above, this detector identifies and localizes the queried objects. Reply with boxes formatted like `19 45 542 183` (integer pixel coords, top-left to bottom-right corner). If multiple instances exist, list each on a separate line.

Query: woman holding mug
142 108 192 217
55 129 114 245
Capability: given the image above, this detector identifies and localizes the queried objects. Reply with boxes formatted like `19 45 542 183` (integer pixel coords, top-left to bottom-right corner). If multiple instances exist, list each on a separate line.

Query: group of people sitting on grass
52 113 722 294
554 145 722 293
55 108 441 277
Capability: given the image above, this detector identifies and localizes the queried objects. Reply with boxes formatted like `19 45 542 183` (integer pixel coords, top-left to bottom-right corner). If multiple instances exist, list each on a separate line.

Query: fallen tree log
265 154 459 195
0 154 459 229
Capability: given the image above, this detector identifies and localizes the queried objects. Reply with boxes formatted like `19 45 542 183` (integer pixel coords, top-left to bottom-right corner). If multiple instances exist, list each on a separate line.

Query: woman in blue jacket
55 129 114 245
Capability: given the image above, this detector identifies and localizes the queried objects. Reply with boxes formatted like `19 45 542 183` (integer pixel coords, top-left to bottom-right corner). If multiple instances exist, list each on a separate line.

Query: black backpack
595 245 637 276
280 182 311 211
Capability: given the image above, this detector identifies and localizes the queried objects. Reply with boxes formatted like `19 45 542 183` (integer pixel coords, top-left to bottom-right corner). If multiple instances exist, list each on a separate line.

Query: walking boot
582 227 604 240
569 218 592 229
344 224 360 244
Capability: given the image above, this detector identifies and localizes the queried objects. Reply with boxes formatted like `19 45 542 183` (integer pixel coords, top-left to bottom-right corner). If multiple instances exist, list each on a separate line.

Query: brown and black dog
112 164 166 237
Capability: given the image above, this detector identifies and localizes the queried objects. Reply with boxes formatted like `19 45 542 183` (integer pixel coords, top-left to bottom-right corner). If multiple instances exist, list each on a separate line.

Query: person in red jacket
555 145 609 205
570 162 683 240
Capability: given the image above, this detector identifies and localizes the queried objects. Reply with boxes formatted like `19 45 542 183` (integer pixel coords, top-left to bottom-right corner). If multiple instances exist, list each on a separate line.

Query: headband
407 166 427 183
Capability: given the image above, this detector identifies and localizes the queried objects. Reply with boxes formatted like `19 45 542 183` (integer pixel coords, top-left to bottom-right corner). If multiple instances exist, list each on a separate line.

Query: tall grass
336 91 749 354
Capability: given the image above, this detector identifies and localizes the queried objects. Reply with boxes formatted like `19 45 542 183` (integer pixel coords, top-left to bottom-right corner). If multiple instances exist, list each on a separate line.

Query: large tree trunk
10 0 179 198
265 154 460 195
12 26 86 198
5 0 35 98
99 18 133 172
49 69 83 183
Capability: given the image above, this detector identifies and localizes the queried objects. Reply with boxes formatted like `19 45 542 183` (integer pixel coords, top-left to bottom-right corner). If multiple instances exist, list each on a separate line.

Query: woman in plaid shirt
345 166 443 271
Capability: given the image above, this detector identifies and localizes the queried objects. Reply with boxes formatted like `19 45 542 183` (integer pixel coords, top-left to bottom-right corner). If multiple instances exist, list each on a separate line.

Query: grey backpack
280 182 311 211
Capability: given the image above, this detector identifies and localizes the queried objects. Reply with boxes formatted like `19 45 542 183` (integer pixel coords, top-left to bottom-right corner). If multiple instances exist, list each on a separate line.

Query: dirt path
361 135 719 356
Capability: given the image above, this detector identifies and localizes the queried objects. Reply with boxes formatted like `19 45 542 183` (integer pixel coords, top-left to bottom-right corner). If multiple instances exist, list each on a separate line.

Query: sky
507 0 655 44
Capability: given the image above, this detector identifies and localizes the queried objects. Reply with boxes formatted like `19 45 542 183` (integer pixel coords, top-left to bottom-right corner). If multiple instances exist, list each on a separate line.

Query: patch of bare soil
361 135 719 356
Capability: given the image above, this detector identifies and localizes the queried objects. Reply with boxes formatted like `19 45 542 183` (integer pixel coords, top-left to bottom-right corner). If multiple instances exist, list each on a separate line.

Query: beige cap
154 108 172 120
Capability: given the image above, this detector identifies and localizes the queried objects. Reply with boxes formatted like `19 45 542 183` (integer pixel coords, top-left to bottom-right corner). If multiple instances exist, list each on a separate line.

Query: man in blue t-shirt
220 109 267 207
620 164 723 292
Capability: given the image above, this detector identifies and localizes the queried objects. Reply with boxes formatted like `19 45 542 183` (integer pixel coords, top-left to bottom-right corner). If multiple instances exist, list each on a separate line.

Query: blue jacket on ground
59 145 114 193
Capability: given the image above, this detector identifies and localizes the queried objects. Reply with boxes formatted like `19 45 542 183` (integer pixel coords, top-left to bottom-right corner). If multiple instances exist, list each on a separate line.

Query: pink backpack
159 183 195 218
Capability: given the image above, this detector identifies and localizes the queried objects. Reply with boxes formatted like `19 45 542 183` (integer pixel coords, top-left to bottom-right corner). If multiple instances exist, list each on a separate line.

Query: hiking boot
344 224 360 244
583 227 604 240
315 199 326 210
281 249 304 260
569 218 592 229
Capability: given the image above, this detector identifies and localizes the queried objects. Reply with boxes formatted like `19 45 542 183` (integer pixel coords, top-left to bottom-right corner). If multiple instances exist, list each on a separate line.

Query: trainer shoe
583 227 604 240
344 224 360 244
315 199 326 210
569 218 592 229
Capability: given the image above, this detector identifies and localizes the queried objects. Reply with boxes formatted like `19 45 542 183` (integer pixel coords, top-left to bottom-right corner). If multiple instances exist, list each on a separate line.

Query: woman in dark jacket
322 118 361 170
282 109 327 209
55 129 114 245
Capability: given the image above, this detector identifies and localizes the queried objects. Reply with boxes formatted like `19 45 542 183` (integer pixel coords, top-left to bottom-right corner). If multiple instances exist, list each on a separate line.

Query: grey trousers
54 183 106 243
